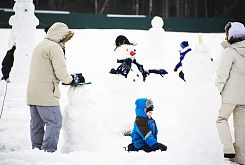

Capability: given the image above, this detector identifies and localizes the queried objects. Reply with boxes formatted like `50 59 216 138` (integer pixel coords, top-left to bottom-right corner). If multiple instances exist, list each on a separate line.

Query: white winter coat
27 22 73 106
215 40 245 104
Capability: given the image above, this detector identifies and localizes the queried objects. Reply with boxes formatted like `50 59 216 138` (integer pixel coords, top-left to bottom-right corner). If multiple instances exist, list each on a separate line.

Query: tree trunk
136 0 139 15
176 0 184 18
204 0 208 17
162 0 169 18
184 0 189 17
194 0 198 18
99 0 110 14
95 0 98 14
148 0 153 16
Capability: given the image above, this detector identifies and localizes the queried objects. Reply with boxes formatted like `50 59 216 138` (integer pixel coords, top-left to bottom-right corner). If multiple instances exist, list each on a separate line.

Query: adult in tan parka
27 22 84 152
215 22 245 164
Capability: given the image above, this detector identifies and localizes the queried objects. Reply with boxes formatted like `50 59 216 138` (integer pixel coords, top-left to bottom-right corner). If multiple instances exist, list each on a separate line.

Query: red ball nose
130 51 136 56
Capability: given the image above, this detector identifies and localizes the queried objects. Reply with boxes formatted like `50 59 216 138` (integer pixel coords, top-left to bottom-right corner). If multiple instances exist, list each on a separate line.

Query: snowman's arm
174 62 182 71
1 45 16 80
148 69 168 76
117 59 126 63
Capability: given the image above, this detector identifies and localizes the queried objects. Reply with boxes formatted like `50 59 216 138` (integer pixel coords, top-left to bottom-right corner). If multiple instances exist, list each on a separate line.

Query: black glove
1 76 8 80
109 68 118 74
71 73 85 85
174 67 177 72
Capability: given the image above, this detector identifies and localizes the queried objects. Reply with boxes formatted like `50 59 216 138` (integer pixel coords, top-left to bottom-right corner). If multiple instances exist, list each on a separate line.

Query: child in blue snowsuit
127 98 167 152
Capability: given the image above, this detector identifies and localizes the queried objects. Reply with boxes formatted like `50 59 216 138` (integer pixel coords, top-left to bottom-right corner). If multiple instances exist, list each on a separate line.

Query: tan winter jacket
27 22 73 106
215 40 245 104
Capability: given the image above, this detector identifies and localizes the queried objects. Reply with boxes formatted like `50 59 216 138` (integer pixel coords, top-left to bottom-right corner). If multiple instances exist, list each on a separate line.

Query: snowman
8 0 39 82
147 16 166 66
9 0 39 57
173 40 222 163
62 84 98 153
104 35 168 136
103 35 148 135
110 35 148 83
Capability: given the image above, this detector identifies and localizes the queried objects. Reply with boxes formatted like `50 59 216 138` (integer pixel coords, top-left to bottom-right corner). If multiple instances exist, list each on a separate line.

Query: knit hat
114 35 133 50
227 22 245 40
180 41 189 49
145 99 154 113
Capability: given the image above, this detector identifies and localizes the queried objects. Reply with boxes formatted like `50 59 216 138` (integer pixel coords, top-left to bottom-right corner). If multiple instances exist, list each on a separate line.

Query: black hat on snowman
114 35 134 51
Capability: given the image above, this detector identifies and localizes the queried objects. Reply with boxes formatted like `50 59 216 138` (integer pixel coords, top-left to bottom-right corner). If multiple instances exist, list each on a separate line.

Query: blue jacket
131 98 158 149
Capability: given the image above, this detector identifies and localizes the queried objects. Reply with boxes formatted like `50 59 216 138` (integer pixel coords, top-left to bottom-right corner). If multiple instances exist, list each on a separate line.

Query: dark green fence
0 10 234 32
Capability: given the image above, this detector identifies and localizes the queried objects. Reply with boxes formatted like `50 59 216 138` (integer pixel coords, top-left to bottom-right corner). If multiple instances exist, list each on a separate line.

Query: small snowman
62 84 98 153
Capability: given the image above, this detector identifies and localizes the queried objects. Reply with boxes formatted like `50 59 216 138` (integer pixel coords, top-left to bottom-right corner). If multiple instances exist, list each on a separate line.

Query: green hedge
0 11 234 32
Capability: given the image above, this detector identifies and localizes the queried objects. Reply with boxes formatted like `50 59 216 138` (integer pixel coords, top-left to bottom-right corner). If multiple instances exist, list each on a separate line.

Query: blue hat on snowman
179 41 191 53
180 41 189 49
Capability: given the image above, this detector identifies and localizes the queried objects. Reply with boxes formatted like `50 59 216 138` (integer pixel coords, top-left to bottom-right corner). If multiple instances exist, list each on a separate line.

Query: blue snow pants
30 105 62 152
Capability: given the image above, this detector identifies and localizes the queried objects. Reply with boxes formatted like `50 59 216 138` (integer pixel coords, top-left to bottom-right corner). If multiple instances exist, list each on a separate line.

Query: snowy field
0 28 238 165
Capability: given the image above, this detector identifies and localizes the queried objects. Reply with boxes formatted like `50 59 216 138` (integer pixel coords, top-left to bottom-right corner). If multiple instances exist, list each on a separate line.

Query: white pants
216 103 245 164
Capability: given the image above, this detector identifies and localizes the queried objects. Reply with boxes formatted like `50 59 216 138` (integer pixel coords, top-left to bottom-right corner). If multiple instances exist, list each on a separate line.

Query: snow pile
0 26 236 165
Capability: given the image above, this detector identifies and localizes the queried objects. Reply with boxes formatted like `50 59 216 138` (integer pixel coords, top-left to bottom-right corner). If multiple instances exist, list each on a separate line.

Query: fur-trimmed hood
45 22 73 44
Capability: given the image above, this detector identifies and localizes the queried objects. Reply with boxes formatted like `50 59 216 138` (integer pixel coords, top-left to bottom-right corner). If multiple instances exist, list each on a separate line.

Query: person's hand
174 67 177 72
1 76 10 83
71 73 85 85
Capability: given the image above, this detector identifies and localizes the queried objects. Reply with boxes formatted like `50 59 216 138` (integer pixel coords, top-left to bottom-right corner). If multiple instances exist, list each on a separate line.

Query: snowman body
9 0 39 56
174 45 222 162
105 44 145 134
62 85 98 153
8 0 39 82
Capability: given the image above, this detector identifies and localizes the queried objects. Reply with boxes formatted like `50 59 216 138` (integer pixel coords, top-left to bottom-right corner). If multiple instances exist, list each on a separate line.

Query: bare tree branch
99 0 110 14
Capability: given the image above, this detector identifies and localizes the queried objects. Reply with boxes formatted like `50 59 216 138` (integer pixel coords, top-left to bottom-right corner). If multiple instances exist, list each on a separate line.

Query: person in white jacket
215 22 245 165
27 22 85 152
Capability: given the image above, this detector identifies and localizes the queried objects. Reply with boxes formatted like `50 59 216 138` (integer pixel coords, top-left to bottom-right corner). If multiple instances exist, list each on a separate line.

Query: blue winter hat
180 41 189 49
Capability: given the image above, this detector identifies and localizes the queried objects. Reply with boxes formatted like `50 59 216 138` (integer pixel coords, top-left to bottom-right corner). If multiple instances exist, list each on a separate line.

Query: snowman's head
115 44 137 59
114 35 137 59
13 1 35 14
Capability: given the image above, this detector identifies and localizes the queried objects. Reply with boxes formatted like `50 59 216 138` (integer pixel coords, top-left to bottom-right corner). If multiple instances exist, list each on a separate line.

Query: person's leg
30 105 45 149
127 143 138 152
153 143 167 151
142 143 167 152
233 105 245 164
141 145 151 153
216 103 236 157
36 106 62 152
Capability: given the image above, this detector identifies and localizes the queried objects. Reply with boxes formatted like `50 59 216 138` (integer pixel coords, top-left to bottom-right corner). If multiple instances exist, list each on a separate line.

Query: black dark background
1 0 244 22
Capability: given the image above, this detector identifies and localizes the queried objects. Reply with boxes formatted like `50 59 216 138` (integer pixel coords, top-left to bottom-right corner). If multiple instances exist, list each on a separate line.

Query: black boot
127 143 138 152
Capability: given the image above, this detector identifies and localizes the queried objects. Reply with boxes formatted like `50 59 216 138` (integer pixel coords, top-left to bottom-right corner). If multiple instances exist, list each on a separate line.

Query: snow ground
0 28 238 165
